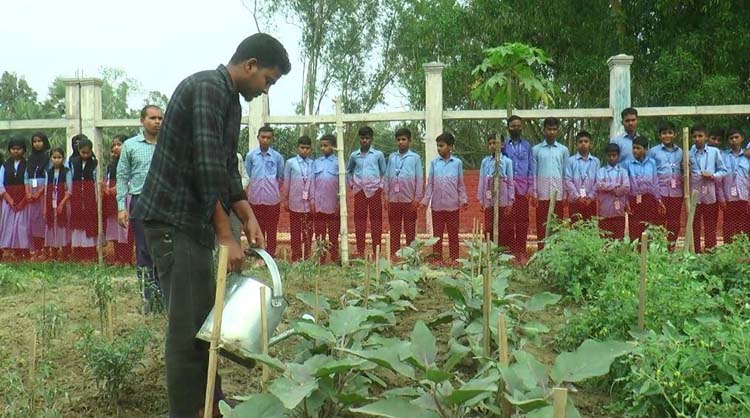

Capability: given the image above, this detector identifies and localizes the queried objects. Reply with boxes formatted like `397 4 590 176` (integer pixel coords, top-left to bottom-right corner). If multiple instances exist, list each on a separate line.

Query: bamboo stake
364 254 371 309
483 240 492 357
107 302 114 342
638 231 648 331
497 313 509 365
375 245 381 289
684 190 699 254
682 127 692 252
552 387 568 418
203 245 229 418
545 190 558 241
29 327 37 410
314 262 320 323
384 233 391 267
493 140 502 245
260 286 269 385
335 97 349 266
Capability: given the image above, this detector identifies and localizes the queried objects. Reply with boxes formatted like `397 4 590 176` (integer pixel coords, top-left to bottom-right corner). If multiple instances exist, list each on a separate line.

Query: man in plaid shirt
131 33 290 418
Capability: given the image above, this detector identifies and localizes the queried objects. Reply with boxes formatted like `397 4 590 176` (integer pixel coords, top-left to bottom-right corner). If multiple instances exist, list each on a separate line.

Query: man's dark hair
394 128 412 139
576 130 592 141
140 104 162 119
605 143 621 155
658 121 676 134
543 117 559 128
507 115 522 124
298 135 312 146
436 132 455 146
358 126 374 137
726 127 744 138
320 134 336 147
691 124 708 135
621 107 638 118
709 127 725 139
230 33 292 75
258 126 274 136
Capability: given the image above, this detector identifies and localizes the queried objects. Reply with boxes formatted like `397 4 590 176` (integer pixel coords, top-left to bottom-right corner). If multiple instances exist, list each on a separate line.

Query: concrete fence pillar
64 77 104 158
247 94 270 151
608 54 634 139
423 62 445 168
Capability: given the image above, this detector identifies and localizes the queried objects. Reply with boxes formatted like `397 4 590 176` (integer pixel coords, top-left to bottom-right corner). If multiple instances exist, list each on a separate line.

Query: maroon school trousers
509 195 530 256
289 211 313 261
723 201 750 244
535 199 564 250
251 203 280 257
483 207 512 250
353 190 383 257
388 202 417 258
432 210 460 262
599 217 626 240
314 211 340 263
628 194 660 242
569 200 596 223
659 196 683 250
693 203 719 253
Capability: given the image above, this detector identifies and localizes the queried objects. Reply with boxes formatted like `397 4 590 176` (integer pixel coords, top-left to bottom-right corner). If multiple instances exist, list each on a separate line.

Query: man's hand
701 171 713 180
117 210 129 229
57 205 65 216
461 202 469 211
657 201 666 216
720 201 727 210
410 201 419 212
218 235 245 272
528 194 537 207
242 210 265 249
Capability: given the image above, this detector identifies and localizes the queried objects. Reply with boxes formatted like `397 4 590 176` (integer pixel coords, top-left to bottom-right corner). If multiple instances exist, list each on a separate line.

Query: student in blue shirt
626 136 666 242
611 107 639 165
502 115 534 262
564 131 599 222
689 124 727 252
282 136 315 261
708 127 724 148
595 144 630 240
384 128 423 259
531 117 569 250
313 134 340 264
647 121 684 251
347 126 387 258
718 128 750 243
478 134 513 248
420 132 468 264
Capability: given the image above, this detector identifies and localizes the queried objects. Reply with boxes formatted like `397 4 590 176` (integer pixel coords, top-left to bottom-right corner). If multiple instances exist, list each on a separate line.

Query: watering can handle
247 247 284 299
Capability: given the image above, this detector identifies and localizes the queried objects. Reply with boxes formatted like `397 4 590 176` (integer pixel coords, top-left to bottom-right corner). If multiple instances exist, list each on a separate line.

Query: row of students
0 134 134 262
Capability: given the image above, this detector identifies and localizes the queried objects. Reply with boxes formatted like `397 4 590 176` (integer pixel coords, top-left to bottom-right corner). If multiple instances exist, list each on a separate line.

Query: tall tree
0 71 42 119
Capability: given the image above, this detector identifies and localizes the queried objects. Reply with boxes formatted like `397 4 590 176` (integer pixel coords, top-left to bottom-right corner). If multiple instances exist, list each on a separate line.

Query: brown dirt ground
0 258 615 417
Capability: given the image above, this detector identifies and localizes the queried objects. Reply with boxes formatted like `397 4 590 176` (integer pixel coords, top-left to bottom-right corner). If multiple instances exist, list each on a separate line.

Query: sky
0 0 308 115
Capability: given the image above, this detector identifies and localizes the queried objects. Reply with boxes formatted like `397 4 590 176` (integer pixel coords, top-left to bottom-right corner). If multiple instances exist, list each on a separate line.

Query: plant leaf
218 394 288 418
268 375 318 410
350 399 440 418
328 306 390 337
444 373 499 405
409 320 437 369
525 292 562 312
550 340 635 383
293 321 336 344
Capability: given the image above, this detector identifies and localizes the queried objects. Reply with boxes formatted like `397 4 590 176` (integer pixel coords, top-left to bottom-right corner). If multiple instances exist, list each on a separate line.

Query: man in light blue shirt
347 126 386 257
531 117 569 249
689 124 727 252
564 131 599 222
245 126 285 257
115 104 163 313
610 107 639 165
384 128 423 258
718 128 750 243
313 134 340 264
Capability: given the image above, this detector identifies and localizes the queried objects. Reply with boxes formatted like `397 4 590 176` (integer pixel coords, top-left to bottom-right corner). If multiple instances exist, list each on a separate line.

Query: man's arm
115 142 131 211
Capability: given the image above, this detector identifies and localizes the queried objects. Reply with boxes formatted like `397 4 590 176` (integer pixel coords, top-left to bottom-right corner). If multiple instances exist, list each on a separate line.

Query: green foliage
395 236 440 267
90 269 114 334
34 303 66 344
76 325 152 401
0 264 27 294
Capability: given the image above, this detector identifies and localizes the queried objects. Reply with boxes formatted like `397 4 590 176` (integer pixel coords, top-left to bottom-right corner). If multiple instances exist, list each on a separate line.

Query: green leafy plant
396 237 440 267
90 269 114 334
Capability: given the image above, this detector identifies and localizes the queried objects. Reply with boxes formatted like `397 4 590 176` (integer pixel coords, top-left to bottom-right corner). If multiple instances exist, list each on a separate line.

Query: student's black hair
633 135 649 149
394 128 412 139
621 107 638 118
111 134 128 145
726 127 743 138
691 124 708 135
507 115 522 124
319 134 336 147
258 126 274 136
543 117 559 128
358 126 374 137
140 104 162 119
77 138 94 151
487 133 497 142
31 131 50 150
229 33 292 75
50 147 65 158
70 133 88 158
575 130 592 141
7 135 27 153
657 121 676 134
709 127 725 139
436 132 455 146
605 143 621 155
298 135 312 146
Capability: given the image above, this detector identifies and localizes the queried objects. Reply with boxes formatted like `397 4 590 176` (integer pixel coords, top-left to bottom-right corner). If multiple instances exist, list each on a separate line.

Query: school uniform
648 144 684 249
384 150 423 257
503 137 534 258
717 149 749 243
689 146 727 252
104 160 132 264
245 147 284 257
595 163 629 239
69 156 99 259
26 155 50 248
478 154 514 247
626 156 662 241
0 159 31 250
421 154 467 262
44 167 72 250
347 147 387 257
283 155 315 261
611 131 638 165
564 153 600 222
531 140 569 249
313 153 340 263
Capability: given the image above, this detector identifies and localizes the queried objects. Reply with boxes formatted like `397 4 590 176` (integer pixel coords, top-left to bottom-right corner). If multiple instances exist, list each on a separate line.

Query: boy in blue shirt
347 126 386 258
647 121 683 250
689 124 727 252
420 132 468 264
313 134 340 264
718 128 750 243
564 131 599 222
531 117 569 250
595 144 629 239
384 128 423 259
626 136 666 241
478 134 514 247
282 136 315 261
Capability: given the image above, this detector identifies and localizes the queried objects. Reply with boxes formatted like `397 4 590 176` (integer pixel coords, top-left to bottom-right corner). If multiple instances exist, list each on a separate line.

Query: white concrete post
608 54 634 139
64 78 104 157
423 62 445 237
247 94 269 151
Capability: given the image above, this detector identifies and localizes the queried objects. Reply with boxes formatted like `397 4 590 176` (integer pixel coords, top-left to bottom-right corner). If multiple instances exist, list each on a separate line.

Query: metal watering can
196 248 288 368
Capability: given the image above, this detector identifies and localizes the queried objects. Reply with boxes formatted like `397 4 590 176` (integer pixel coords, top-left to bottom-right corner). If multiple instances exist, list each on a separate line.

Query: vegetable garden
2 224 749 417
